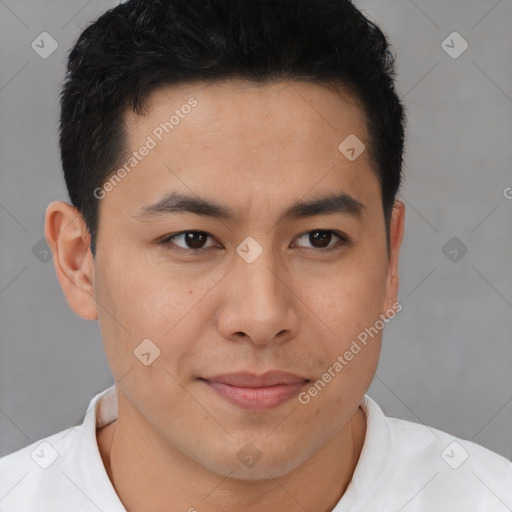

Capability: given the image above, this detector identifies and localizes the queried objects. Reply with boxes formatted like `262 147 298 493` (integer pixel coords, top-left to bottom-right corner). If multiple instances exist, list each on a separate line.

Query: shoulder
0 386 121 511
345 396 512 510
386 412 512 507
389 413 512 471
0 425 84 511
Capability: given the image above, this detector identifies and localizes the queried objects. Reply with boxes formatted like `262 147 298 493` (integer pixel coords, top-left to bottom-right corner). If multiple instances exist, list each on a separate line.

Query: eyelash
159 230 351 255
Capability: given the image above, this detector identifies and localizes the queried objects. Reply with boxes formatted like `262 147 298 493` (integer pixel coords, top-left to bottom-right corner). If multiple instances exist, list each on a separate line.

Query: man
1 1 510 510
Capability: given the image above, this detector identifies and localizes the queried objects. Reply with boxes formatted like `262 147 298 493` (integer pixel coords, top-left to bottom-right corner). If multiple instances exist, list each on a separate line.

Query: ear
382 199 405 316
44 201 98 321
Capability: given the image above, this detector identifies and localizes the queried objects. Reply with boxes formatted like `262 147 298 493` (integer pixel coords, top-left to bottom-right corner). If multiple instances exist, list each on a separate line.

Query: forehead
113 79 378 218
124 79 369 157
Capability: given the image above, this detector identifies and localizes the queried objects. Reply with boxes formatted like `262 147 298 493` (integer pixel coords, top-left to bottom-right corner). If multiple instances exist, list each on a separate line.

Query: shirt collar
333 394 398 510
71 385 126 511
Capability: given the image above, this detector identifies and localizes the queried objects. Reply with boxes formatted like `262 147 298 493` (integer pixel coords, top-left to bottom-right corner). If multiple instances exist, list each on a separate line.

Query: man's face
91 80 402 478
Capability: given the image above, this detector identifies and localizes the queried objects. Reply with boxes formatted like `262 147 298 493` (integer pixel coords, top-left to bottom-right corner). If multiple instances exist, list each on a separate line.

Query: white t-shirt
1 385 511 511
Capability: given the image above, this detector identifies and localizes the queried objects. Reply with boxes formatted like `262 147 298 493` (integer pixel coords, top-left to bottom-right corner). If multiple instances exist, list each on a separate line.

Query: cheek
295 251 388 399
94 253 214 376
303 252 388 338
96 247 203 332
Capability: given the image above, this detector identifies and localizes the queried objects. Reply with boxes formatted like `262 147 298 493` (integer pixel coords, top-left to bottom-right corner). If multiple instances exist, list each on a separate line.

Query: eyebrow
132 190 365 223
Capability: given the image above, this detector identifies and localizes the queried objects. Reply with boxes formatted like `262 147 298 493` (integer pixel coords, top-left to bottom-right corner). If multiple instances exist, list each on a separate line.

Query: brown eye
294 230 348 250
182 232 209 249
309 230 333 248
161 231 217 252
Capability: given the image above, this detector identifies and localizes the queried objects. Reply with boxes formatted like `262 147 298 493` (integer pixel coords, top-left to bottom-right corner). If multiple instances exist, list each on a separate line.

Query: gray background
0 0 511 460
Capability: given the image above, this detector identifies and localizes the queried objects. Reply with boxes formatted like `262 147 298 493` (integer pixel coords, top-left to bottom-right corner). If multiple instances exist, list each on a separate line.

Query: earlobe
382 199 405 315
44 201 98 321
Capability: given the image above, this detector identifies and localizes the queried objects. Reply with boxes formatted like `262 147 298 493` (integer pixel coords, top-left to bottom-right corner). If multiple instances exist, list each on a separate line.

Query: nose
216 246 300 347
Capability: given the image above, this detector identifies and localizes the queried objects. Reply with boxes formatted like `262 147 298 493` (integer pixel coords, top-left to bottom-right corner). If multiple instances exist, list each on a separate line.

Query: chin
202 446 308 481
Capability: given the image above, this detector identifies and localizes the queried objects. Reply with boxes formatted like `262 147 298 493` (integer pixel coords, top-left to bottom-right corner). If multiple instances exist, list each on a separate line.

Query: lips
200 371 310 411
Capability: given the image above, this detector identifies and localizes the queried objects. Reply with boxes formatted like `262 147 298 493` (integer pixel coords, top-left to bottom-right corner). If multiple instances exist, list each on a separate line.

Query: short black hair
59 0 406 256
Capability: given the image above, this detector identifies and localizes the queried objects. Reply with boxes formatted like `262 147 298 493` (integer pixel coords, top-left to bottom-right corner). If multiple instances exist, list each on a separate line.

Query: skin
45 79 405 512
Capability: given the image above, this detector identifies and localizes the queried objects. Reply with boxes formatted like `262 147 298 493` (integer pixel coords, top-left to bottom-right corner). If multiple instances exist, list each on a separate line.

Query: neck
97 393 366 512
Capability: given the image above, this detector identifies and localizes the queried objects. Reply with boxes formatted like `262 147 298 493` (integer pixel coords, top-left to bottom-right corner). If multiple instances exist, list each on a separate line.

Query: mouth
199 371 310 411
